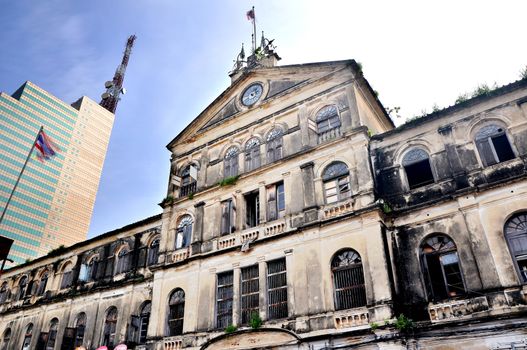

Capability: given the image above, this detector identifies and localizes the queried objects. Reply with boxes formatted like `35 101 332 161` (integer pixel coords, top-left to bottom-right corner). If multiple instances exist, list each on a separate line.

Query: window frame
22 323 33 350
103 307 118 347
74 313 86 348
240 265 260 325
420 234 466 301
224 146 239 178
504 212 527 284
266 128 283 163
220 199 235 235
216 271 234 329
176 215 193 250
401 148 435 190
266 182 285 221
114 248 131 275
244 137 261 172
331 249 367 311
474 124 515 167
138 301 151 343
316 105 341 135
266 258 288 320
322 162 352 204
147 237 160 265
167 289 185 336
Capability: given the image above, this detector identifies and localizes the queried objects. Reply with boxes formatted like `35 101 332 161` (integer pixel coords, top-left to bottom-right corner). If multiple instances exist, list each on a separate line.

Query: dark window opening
267 259 288 319
115 249 131 275
147 238 160 265
220 199 235 235
0 282 7 303
138 301 151 343
37 271 49 295
18 276 28 300
179 165 197 198
245 191 260 228
168 289 185 336
476 125 515 166
1 328 10 350
22 324 32 350
421 235 466 300
46 319 58 350
402 149 434 189
241 265 259 324
103 307 118 347
216 271 234 328
74 313 86 348
331 249 367 310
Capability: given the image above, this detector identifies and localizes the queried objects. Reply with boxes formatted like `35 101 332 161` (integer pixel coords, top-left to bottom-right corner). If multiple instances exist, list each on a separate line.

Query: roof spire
100 35 137 114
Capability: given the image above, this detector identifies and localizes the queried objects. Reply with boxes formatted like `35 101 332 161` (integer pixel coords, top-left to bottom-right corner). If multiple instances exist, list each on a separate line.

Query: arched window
316 105 341 141
322 162 351 204
147 237 160 266
167 289 185 336
0 328 11 350
331 249 367 310
22 323 33 350
176 215 193 249
245 138 261 171
103 307 118 347
139 301 151 344
504 213 527 283
266 128 283 163
224 146 239 178
0 282 8 303
402 148 435 189
115 248 130 275
421 235 465 300
47 318 59 350
475 124 515 166
17 275 28 300
74 313 86 348
179 164 197 197
37 271 49 296
60 262 74 289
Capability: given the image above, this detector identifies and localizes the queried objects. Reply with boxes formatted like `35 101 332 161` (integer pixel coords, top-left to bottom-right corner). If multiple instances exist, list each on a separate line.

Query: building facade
0 51 526 350
0 82 115 266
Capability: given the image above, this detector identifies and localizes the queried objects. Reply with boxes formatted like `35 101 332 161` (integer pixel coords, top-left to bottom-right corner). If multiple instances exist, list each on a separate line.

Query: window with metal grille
1 328 10 350
504 213 527 283
37 271 49 295
322 162 351 204
266 128 283 163
245 138 261 171
139 301 151 343
176 215 192 249
402 148 435 189
147 237 160 265
115 248 130 275
22 323 32 350
241 265 259 324
103 307 118 347
475 124 515 166
224 146 239 178
221 199 236 235
245 191 260 228
331 249 367 310
267 182 285 221
267 259 288 319
168 289 185 336
17 275 28 300
179 165 198 198
216 271 234 328
421 235 466 300
74 313 86 348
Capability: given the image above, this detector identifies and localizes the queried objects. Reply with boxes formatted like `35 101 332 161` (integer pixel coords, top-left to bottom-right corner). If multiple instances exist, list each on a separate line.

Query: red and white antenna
100 35 137 114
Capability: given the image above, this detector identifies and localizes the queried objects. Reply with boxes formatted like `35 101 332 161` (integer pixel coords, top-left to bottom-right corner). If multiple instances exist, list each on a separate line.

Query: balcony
321 198 354 219
170 247 190 263
318 126 341 143
179 182 197 198
164 336 183 350
428 296 489 322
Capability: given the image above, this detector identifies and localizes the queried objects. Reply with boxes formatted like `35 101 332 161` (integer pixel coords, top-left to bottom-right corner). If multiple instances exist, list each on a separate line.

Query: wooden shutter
105 256 115 277
476 139 497 166
221 201 230 235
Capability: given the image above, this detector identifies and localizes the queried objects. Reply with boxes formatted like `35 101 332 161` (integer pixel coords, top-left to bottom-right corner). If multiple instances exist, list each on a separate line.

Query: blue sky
1 1 526 238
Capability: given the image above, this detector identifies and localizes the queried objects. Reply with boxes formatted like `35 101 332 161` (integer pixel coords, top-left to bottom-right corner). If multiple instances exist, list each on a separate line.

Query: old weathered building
1 42 526 350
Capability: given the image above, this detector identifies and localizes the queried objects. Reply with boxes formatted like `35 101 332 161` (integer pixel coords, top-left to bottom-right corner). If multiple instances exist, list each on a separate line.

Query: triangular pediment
167 59 359 149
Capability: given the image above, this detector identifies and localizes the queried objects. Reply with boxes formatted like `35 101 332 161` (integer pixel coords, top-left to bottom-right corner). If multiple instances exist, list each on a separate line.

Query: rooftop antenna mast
100 34 137 113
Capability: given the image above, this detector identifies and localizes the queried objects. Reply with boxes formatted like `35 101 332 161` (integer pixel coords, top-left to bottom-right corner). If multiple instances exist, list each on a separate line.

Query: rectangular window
267 182 285 221
220 199 235 235
216 271 234 329
241 265 259 324
60 271 73 289
267 258 288 319
245 191 260 228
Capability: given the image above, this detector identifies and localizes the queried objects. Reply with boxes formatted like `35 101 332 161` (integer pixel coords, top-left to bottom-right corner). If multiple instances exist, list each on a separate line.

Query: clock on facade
241 83 263 106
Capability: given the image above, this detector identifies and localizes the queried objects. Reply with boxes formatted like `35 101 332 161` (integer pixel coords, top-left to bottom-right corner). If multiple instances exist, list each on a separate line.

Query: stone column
285 249 296 318
258 256 267 321
300 161 318 223
232 264 241 326
191 201 205 255
298 106 311 149
438 124 469 189
345 83 361 129
258 182 267 224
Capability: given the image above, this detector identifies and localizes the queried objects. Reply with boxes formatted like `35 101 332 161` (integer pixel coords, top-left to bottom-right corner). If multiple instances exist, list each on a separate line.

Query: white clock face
241 83 263 106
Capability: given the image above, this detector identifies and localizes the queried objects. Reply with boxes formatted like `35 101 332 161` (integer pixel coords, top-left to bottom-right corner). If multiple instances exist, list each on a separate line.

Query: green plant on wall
225 324 237 334
249 312 263 329
218 175 239 187
393 314 414 333
161 195 174 206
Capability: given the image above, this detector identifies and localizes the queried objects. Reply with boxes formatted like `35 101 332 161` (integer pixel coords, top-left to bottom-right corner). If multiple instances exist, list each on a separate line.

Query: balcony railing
334 308 369 329
164 337 183 350
428 296 489 322
179 182 197 198
318 126 341 143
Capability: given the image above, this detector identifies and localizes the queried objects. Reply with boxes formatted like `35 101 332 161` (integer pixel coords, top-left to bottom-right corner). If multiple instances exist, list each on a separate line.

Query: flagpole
0 126 43 226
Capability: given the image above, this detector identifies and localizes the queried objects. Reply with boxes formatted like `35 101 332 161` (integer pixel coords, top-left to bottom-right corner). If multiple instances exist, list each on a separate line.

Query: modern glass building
0 81 115 267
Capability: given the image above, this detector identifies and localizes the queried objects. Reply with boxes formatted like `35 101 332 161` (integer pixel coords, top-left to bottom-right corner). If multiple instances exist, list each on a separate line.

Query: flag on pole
34 129 60 162
246 8 255 21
